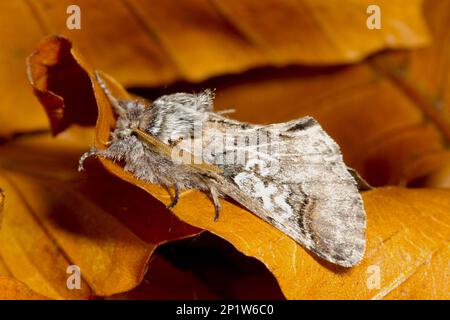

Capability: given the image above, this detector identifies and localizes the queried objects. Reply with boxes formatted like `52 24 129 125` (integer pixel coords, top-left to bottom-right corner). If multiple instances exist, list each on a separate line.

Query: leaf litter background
0 0 449 299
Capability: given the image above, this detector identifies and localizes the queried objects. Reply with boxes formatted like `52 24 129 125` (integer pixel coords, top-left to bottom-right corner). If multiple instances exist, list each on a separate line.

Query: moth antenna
94 71 126 117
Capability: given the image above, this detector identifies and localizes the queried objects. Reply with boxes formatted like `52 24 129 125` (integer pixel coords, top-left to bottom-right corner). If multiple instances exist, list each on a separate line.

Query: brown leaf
3 0 429 137
0 1 48 137
211 0 430 65
27 0 430 80
0 277 48 300
370 0 450 187
0 128 200 299
27 36 98 135
111 234 286 300
109 254 221 300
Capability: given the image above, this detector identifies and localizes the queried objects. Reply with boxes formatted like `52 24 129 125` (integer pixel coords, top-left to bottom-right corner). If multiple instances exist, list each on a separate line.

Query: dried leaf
27 0 430 80
109 254 221 300
370 0 450 186
211 0 430 65
0 277 48 300
0 128 200 299
112 234 286 300
3 0 429 137
0 1 48 137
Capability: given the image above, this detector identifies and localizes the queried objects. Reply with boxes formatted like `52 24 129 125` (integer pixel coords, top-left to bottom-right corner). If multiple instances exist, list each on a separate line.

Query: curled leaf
27 36 97 135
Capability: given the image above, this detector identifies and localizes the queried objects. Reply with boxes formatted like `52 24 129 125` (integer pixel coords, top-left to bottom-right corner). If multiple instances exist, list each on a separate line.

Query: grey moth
80 72 367 267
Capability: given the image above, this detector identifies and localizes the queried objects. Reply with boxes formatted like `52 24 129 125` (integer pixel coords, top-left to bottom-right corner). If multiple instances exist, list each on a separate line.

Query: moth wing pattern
199 116 366 267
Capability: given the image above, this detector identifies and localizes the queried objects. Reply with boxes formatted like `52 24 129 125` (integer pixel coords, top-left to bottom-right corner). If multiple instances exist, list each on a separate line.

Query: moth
79 72 367 267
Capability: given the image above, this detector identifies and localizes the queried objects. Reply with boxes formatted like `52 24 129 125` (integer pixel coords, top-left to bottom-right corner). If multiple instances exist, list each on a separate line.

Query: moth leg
167 184 180 209
347 166 372 191
208 184 221 221
78 147 98 171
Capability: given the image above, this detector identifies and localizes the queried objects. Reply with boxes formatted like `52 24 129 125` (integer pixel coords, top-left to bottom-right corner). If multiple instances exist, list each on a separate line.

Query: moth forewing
200 118 366 267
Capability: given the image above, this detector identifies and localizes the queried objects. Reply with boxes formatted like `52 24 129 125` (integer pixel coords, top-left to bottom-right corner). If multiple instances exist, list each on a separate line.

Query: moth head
95 71 152 139
113 99 151 139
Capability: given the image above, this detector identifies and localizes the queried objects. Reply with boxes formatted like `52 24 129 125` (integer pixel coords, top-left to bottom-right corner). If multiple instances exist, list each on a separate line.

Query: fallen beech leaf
383 243 450 300
94 130 450 300
212 0 430 65
0 1 48 137
112 234 286 300
0 277 48 300
109 254 220 300
371 0 450 138
0 128 200 299
370 0 450 186
3 0 429 137
27 0 430 81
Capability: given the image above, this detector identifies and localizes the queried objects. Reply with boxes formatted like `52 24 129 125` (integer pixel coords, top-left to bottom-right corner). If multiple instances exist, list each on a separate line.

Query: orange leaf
0 277 48 300
2 0 429 137
0 1 48 137
110 234 286 300
0 128 200 299
371 0 450 139
211 0 430 65
369 0 450 186
97 141 450 299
